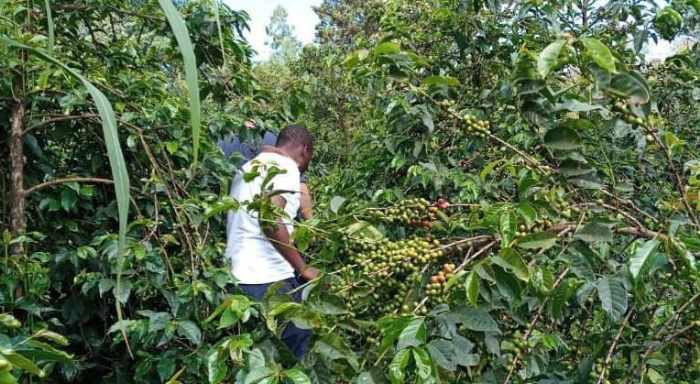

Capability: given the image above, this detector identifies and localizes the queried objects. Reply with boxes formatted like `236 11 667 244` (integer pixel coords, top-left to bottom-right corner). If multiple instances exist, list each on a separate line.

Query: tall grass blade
0 36 132 357
44 0 54 53
158 0 201 168
212 0 227 67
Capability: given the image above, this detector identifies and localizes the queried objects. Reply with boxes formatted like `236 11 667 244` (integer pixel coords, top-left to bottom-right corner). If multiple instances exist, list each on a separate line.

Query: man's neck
260 146 299 168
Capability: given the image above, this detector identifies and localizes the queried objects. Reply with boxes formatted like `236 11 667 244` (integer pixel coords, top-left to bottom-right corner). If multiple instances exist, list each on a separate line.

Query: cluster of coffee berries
367 198 448 228
612 101 645 127
503 332 536 372
462 114 490 138
532 191 578 219
425 263 456 304
333 235 447 317
438 99 457 108
589 359 611 384
514 219 555 238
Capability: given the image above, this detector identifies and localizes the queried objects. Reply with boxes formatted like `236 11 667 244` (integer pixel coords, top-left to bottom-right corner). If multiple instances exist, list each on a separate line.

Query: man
225 125 320 358
218 128 313 221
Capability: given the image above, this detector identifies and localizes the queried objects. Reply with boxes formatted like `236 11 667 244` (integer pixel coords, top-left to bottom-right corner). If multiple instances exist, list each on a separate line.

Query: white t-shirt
225 152 301 284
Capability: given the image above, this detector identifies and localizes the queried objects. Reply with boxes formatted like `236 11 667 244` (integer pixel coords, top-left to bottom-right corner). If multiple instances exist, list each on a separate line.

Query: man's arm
299 182 313 221
262 195 319 280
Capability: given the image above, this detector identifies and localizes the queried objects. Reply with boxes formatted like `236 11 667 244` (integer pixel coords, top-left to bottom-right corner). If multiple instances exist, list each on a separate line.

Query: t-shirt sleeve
266 164 300 203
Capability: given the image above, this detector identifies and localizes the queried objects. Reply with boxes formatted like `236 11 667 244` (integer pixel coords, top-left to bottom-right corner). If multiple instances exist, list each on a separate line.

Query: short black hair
276 125 314 150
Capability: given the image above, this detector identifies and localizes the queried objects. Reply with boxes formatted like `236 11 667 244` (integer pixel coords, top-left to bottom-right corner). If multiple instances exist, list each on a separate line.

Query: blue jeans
230 277 311 358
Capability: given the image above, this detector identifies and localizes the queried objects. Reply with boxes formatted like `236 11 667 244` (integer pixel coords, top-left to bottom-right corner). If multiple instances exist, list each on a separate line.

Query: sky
224 0 676 62
224 0 322 61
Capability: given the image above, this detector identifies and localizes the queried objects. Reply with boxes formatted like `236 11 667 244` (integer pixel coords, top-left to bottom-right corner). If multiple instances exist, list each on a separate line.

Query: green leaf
284 369 311 384
4 352 44 377
0 37 131 349
422 76 460 87
397 318 426 350
427 341 458 371
569 174 603 189
268 302 301 317
309 293 347 315
20 340 73 363
574 222 614 243
44 0 54 53
0 371 17 384
243 367 274 384
0 314 20 328
493 248 529 282
517 203 538 226
389 349 411 384
374 42 401 56
480 159 506 181
580 38 615 72
330 196 346 214
550 280 575 320
421 111 434 134
176 320 202 345
343 51 360 68
447 307 500 333
517 232 558 250
378 316 412 351
412 348 432 380
158 359 177 383
538 40 567 77
427 339 477 371
544 126 582 150
499 211 517 246
315 333 360 372
165 141 180 155
32 329 69 346
464 272 479 306
355 371 382 384
608 71 650 104
115 279 131 304
158 0 201 167
630 240 661 281
597 278 628 321
559 159 595 176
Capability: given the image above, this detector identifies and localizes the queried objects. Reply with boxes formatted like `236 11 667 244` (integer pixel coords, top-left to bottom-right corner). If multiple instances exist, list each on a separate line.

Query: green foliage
1 0 700 383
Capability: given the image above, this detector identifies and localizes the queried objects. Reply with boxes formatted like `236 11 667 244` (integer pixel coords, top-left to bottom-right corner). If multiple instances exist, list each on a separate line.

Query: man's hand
300 267 321 281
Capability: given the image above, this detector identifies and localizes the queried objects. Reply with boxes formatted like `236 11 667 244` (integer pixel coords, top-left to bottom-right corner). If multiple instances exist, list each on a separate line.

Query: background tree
264 5 302 62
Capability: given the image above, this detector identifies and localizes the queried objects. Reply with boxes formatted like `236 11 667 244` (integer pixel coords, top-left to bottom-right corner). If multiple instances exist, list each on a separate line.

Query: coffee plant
1 0 699 383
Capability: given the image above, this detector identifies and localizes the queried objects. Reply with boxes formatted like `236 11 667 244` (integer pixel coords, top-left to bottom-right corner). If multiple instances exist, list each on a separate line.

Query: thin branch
24 114 99 134
23 177 113 196
643 291 700 359
575 202 645 230
455 240 497 273
503 268 570 384
649 129 700 228
596 308 634 384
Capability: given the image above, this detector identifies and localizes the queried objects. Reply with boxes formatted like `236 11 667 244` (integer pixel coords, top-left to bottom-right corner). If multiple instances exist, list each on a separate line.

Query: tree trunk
9 75 25 255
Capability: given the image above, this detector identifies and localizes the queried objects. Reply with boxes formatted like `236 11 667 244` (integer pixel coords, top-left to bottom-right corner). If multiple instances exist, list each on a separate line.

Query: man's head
276 125 314 172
